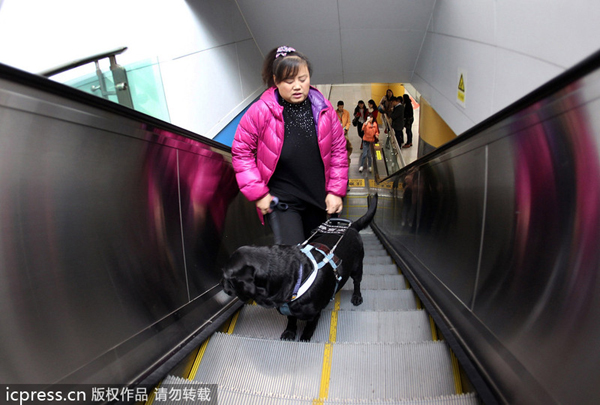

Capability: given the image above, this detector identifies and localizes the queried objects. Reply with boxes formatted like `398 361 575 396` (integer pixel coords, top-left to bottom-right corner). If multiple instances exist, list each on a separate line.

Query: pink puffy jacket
232 86 348 218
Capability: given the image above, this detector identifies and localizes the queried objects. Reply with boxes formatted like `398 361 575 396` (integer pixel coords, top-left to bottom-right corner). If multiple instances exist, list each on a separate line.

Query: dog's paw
280 330 296 341
351 293 363 306
299 333 313 342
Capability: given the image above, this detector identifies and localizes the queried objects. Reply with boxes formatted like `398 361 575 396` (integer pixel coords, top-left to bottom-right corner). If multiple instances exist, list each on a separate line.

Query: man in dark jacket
390 96 405 147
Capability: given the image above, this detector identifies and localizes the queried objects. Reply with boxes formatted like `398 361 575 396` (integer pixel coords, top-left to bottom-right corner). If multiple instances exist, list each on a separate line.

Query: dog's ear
223 264 258 299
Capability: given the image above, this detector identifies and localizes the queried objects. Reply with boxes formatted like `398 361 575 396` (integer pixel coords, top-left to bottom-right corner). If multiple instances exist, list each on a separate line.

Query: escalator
154 194 479 404
2 47 600 404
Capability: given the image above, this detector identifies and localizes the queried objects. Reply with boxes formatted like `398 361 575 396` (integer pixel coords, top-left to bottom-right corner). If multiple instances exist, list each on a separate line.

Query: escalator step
335 310 431 343
328 341 456 399
363 263 400 275
160 375 480 404
230 306 431 344
341 274 406 290
191 334 461 401
327 290 417 311
193 333 324 398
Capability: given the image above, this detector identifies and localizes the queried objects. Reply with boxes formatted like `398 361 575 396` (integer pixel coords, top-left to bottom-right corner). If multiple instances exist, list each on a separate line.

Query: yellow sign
349 179 365 187
457 69 466 107
376 150 382 160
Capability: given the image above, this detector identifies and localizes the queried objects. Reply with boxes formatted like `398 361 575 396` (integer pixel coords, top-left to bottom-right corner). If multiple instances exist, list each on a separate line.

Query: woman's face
275 64 310 104
386 90 392 97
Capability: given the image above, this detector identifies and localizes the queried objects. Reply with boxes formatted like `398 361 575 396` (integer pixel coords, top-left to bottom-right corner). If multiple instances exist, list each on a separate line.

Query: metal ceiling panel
236 0 436 84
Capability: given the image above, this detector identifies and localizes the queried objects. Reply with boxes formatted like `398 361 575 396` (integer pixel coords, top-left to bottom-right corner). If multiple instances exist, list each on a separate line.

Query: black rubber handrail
0 61 230 153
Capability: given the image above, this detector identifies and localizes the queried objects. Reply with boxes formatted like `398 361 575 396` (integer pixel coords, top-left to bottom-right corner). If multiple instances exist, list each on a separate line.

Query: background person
359 114 379 173
402 94 414 148
367 99 379 123
354 100 368 148
232 46 348 245
336 100 353 166
378 89 394 117
390 96 405 147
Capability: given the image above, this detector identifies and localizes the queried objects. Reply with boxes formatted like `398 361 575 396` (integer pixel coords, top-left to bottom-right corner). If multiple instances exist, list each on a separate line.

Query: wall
0 0 265 140
413 0 600 136
418 97 457 156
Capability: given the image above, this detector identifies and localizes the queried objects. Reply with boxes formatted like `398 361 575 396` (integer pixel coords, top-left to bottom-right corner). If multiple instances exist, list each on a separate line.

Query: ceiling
236 0 437 85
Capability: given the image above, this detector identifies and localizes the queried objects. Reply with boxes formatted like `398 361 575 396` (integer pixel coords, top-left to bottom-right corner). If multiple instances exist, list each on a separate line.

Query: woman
359 114 379 173
367 99 378 122
378 89 394 116
402 94 414 148
354 100 368 148
232 46 348 245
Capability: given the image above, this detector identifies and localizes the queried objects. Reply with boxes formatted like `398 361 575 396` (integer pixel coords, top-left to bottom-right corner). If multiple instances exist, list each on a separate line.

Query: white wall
413 0 600 136
0 0 265 139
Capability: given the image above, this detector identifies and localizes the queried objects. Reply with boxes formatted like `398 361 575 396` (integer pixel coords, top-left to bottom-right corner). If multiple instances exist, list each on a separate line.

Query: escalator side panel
0 66 266 385
375 62 600 403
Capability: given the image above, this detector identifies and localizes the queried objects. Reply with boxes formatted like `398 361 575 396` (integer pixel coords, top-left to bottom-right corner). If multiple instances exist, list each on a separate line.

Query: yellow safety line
313 292 341 404
227 310 241 334
144 381 159 405
187 338 210 381
450 351 464 394
429 315 438 341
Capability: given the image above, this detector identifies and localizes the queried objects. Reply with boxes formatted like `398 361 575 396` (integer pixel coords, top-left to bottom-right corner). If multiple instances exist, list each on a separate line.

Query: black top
268 97 326 209
390 103 405 131
404 101 414 119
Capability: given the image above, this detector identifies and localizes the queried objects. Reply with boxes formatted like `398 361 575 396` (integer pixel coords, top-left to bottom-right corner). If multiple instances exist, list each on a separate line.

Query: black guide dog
221 194 378 341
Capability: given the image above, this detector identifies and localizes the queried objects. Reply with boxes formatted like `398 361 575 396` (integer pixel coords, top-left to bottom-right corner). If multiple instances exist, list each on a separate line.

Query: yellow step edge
450 350 464 394
313 292 341 404
187 338 211 381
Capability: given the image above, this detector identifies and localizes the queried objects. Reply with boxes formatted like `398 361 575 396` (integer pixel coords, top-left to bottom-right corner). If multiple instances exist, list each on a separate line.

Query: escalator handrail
38 46 129 77
0 61 230 153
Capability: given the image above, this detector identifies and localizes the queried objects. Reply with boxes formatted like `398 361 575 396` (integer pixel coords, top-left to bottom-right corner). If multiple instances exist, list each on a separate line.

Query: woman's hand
325 194 343 215
256 193 273 215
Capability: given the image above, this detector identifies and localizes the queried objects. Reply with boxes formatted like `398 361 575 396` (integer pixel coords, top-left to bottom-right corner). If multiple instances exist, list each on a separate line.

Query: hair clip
275 46 296 58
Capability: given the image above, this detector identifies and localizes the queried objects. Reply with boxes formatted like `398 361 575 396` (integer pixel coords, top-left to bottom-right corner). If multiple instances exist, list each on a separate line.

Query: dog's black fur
221 194 378 341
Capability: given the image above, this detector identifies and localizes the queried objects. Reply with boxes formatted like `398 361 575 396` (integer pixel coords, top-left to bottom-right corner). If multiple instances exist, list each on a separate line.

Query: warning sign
349 179 365 187
457 69 466 108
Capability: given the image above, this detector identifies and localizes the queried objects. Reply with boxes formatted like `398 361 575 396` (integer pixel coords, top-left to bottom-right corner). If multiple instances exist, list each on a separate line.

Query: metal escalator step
192 334 460 402
336 310 432 343
363 263 399 275
326 290 417 311
328 341 456 400
341 274 406 290
323 393 481 404
231 306 429 344
192 333 324 398
364 255 393 265
231 304 334 343
160 375 480 404
365 248 388 257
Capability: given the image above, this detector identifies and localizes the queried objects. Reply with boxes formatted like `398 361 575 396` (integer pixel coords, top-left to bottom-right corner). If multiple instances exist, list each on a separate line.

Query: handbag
352 116 359 127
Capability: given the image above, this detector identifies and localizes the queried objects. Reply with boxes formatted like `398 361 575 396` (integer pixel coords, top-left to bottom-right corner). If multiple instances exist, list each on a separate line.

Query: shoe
359 166 363 173
402 143 412 148
369 167 372 173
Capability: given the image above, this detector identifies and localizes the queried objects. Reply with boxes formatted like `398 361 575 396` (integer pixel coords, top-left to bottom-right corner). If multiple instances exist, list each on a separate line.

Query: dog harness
278 218 351 316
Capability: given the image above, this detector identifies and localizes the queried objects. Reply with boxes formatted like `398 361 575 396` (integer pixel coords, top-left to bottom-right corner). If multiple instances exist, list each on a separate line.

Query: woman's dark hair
403 94 411 105
368 99 376 108
386 89 394 98
261 47 313 88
